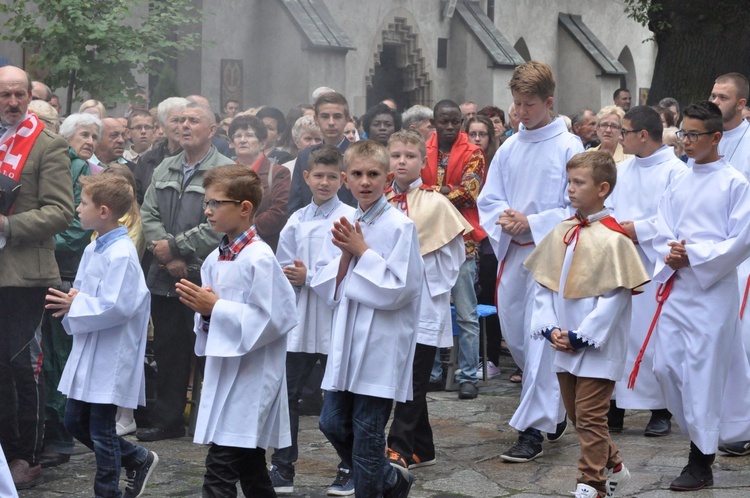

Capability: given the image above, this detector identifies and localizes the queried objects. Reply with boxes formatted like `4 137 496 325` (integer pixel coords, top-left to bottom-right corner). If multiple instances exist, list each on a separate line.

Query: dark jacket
251 155 290 252
135 138 181 205
287 139 355 214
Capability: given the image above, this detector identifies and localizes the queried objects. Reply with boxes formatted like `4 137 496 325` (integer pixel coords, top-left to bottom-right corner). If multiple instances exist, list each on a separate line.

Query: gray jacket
140 145 233 296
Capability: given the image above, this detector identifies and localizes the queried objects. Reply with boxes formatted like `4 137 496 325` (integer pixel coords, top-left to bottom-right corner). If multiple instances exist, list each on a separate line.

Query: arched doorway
514 37 531 62
617 46 636 94
366 17 432 111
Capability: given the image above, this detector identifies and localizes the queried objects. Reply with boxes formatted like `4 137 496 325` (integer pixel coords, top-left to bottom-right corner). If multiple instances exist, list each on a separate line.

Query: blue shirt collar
94 225 129 254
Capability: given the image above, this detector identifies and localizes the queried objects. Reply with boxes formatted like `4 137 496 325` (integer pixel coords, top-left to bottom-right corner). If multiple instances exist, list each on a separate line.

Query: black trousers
203 444 275 498
0 287 47 464
148 294 197 430
387 343 437 460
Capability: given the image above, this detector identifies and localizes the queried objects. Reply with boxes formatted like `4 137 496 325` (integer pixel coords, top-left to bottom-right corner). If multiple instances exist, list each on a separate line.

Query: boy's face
511 91 553 131
343 157 393 212
679 116 721 163
315 103 348 144
203 185 249 239
567 166 608 217
389 140 425 191
77 190 105 231
304 163 342 205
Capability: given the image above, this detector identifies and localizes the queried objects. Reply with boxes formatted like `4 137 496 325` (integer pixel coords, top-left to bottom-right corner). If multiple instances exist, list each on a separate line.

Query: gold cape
386 186 473 256
523 215 650 299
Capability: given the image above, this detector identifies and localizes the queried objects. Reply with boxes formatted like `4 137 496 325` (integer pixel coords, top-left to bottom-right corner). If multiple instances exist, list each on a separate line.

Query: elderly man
571 108 599 149
95 117 136 171
31 80 51 102
401 104 434 141
138 102 233 442
0 65 74 489
460 100 477 119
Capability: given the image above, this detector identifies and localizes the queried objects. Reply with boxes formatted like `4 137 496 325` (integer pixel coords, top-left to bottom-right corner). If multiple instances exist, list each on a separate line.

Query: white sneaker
605 464 631 497
116 420 137 436
479 361 502 378
571 483 603 498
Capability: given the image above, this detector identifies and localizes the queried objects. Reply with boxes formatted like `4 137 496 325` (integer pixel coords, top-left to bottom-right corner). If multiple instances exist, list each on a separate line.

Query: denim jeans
453 258 480 383
65 399 148 498
319 391 397 497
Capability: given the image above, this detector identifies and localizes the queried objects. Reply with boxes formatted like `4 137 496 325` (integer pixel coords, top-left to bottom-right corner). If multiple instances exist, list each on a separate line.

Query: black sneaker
124 451 159 498
500 440 543 463
327 467 354 496
669 463 713 491
718 440 750 456
547 418 568 442
644 410 672 437
384 464 414 498
458 382 478 400
269 465 294 495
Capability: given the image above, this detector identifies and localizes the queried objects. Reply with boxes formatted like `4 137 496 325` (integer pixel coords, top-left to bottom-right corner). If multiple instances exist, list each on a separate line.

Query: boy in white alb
606 106 686 435
384 131 471 471
526 151 649 498
312 140 424 497
477 61 583 462
271 145 355 494
175 165 298 497
648 102 750 491
46 174 157 498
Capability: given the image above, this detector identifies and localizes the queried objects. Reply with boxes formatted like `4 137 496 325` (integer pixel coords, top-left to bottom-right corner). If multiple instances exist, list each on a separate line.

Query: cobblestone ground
21 354 750 497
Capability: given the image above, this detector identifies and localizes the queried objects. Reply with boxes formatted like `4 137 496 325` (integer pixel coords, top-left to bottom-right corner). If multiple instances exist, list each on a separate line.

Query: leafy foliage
0 0 202 109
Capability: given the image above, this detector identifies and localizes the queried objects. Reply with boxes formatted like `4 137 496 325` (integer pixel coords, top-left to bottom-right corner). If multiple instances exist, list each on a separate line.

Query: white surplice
311 204 423 403
59 236 150 409
0 442 18 498
277 198 356 354
607 146 687 408
651 158 750 454
193 241 298 449
477 117 582 433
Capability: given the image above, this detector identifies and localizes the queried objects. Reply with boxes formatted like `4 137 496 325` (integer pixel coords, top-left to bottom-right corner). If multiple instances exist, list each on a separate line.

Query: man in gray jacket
138 102 233 441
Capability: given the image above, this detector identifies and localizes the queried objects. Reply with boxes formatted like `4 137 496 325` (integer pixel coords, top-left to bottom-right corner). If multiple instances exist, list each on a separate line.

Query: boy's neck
94 220 122 236
312 195 336 207
225 219 254 241
395 177 419 192
323 134 344 146
695 149 721 164
578 203 607 219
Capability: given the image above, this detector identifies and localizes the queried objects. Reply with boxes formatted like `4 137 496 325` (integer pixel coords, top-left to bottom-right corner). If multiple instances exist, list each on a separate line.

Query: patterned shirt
218 225 259 261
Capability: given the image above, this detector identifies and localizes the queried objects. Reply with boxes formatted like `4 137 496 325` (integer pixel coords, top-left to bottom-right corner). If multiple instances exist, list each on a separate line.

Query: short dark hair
203 164 263 216
228 114 268 142
624 105 663 142
433 99 461 116
654 105 675 128
478 106 505 125
309 144 343 172
224 99 239 107
613 88 630 100
255 106 288 135
566 150 617 198
127 110 154 128
682 101 724 134
314 92 349 117
362 103 402 136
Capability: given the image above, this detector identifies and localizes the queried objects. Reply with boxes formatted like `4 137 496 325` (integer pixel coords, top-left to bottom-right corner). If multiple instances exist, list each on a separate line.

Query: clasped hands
497 209 529 237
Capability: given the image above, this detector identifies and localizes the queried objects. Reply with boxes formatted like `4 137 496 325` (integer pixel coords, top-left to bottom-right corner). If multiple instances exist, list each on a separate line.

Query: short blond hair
387 129 426 158
566 150 617 197
509 61 555 99
79 173 134 219
343 139 389 173
596 105 625 123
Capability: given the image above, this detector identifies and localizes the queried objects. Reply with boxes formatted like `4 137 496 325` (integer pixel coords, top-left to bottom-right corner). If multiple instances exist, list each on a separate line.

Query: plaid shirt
218 225 259 261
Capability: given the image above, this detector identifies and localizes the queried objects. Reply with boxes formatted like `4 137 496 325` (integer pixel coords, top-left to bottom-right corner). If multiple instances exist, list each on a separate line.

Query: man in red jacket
422 99 487 399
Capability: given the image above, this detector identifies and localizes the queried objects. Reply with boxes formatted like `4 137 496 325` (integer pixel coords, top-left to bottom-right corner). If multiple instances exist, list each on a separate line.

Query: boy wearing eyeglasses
175 165 298 496
647 101 750 491
606 106 686 436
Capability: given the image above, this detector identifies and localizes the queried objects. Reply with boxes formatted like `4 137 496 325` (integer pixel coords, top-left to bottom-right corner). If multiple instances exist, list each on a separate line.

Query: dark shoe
269 465 294 495
124 450 159 498
644 410 672 437
547 418 568 442
136 425 185 442
669 464 713 491
327 467 354 496
386 448 409 471
408 453 436 470
607 400 624 433
718 440 750 456
384 464 414 498
458 382 478 400
426 379 445 392
509 368 523 383
39 451 70 468
10 459 43 490
500 440 543 463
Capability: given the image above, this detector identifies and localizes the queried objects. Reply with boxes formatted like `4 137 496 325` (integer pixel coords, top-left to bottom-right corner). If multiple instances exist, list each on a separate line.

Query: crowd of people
2 58 750 498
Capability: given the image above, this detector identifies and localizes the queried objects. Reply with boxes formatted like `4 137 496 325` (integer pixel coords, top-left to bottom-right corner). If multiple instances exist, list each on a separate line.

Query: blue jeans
433 258 480 384
319 391 397 497
64 399 148 498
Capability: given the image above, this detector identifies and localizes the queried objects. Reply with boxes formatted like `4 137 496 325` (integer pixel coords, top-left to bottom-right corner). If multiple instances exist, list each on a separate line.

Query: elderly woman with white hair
40 113 104 467
282 115 323 174
591 105 633 163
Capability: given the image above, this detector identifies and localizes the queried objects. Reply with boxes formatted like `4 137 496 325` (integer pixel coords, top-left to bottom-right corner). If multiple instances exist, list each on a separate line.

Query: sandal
509 368 523 383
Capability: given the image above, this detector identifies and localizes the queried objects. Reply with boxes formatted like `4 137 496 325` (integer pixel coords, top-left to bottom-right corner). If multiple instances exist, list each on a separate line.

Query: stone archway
617 46 637 95
366 17 432 111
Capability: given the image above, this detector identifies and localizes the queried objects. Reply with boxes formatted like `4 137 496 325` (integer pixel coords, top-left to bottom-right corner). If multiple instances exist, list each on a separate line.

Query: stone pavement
21 354 750 497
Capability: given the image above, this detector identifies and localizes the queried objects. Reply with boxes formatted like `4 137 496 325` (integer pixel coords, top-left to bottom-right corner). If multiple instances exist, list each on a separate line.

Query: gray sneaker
718 440 750 456
124 451 158 498
269 465 294 495
327 467 354 496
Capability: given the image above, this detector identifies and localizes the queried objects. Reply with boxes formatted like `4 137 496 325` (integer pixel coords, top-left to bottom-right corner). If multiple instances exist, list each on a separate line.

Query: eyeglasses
597 123 622 131
129 125 154 131
676 130 714 142
202 199 241 210
620 128 643 137
468 131 489 139
232 132 257 141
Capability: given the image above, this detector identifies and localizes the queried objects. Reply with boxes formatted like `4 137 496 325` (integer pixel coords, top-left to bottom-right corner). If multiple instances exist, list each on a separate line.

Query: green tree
624 0 750 107
0 0 202 114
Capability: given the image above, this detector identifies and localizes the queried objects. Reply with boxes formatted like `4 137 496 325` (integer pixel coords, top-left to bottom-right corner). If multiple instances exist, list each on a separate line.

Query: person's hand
175 279 218 315
550 328 576 353
621 221 637 241
284 260 307 287
151 239 174 264
665 239 689 270
331 217 368 258
497 209 529 236
165 259 189 278
45 287 80 318
439 185 451 195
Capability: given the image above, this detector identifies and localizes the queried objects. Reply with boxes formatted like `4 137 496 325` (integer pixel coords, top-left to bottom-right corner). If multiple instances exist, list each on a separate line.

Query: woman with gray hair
591 105 632 163
282 115 322 173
